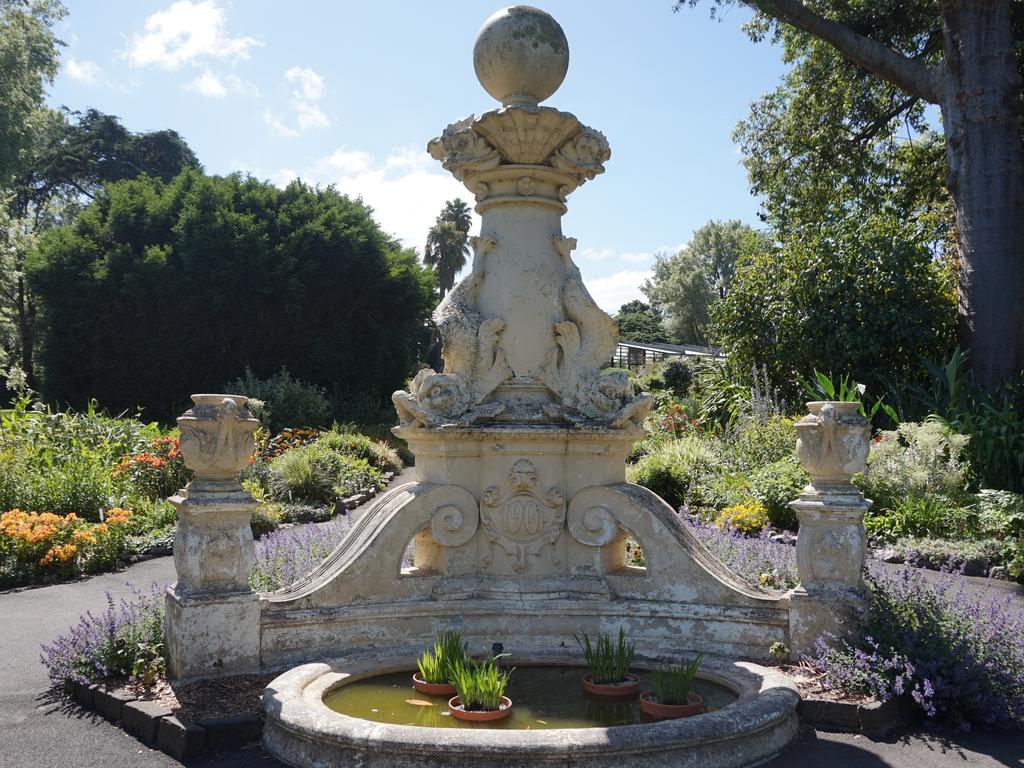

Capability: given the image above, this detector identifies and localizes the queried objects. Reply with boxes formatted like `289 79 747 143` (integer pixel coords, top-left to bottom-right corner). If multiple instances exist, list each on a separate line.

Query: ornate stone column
788 401 872 656
387 7 652 586
165 394 261 679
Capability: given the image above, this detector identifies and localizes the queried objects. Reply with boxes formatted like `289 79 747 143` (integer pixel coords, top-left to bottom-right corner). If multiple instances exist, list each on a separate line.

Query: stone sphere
473 6 569 107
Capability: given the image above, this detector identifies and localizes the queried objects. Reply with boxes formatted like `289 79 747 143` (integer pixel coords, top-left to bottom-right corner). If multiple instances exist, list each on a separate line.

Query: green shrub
864 495 972 544
331 455 383 498
973 489 1024 578
856 422 971 512
727 415 797 470
746 457 807 530
711 219 955 405
890 536 1005 576
317 429 402 474
921 349 1024 493
635 359 694 397
250 502 282 538
226 368 332 435
279 502 334 524
269 446 334 505
267 438 385 506
627 437 721 510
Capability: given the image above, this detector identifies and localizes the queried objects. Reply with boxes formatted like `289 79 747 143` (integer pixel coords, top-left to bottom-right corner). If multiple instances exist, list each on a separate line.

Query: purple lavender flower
251 519 353 592
805 565 1024 729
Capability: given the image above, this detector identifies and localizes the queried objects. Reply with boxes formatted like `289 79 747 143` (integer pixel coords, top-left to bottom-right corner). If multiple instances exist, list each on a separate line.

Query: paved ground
1 522 1021 766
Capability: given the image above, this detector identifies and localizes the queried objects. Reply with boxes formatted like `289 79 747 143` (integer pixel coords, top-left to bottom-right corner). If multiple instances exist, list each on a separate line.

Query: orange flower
40 543 77 566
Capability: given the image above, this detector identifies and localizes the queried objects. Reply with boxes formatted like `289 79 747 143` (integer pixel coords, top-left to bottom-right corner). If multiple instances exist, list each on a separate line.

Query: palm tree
441 198 472 235
424 198 472 299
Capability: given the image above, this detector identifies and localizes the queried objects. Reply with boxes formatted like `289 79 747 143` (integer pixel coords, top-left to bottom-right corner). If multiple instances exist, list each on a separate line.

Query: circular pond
324 666 738 729
263 650 800 768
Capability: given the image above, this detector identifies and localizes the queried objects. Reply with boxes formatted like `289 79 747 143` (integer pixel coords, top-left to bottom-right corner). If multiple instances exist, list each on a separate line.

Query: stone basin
262 647 799 768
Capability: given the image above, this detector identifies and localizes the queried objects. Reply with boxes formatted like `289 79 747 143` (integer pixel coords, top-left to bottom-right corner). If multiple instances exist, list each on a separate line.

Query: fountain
160 6 875 766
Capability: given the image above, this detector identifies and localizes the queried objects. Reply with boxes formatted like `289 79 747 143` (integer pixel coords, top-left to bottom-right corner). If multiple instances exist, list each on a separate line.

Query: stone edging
799 693 917 737
67 679 261 759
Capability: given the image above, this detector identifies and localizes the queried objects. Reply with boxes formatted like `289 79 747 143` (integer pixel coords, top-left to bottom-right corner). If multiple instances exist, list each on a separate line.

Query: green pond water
323 666 738 730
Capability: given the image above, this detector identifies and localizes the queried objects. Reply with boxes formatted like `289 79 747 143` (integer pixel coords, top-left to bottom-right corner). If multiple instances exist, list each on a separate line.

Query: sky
46 0 789 312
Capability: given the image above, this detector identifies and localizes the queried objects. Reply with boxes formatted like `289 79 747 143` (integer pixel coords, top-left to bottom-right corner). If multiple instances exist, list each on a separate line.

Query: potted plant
447 655 514 722
639 654 704 718
412 630 468 695
576 628 640 697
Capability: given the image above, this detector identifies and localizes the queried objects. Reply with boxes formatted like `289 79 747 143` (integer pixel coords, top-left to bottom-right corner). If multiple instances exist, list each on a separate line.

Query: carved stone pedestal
164 394 261 679
165 589 260 679
787 402 872 657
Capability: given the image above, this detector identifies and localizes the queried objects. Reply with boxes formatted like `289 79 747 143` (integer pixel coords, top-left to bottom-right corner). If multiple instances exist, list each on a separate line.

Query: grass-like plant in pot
447 655 514 722
413 630 468 696
576 628 640 697
640 654 704 719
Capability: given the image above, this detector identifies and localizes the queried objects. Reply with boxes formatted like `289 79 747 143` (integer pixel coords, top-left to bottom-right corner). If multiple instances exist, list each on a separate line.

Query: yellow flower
715 500 769 535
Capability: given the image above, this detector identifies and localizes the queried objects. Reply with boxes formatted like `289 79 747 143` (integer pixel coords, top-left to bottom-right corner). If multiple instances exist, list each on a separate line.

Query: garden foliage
40 583 166 688
711 219 955 404
27 170 435 421
808 567 1024 729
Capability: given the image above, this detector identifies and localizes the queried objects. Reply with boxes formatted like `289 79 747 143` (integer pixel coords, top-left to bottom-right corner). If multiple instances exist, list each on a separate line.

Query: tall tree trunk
15 273 35 388
939 0 1024 392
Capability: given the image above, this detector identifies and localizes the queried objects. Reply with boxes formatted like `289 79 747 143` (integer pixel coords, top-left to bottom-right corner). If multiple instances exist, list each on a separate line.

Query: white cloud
66 56 102 84
264 109 299 138
285 66 325 101
585 269 654 313
578 244 682 265
184 70 258 98
281 145 471 248
126 0 260 70
184 70 226 97
264 66 331 137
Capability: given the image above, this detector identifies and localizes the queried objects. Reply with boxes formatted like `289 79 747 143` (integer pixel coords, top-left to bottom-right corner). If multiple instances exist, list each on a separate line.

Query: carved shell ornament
427 117 500 181
551 128 611 182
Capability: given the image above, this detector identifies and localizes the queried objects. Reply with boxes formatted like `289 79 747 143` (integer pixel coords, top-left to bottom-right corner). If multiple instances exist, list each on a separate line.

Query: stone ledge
799 694 915 737
69 683 262 758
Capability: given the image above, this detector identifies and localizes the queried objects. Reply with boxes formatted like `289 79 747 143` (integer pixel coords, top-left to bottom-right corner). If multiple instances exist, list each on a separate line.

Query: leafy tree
643 220 766 344
27 171 436 420
424 198 472 299
1 108 200 388
0 0 64 186
678 0 1024 393
644 250 713 345
614 301 668 343
711 217 956 402
13 107 200 215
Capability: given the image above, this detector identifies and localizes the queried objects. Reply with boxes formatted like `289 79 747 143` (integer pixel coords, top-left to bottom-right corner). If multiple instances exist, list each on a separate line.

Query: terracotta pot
639 690 703 719
447 695 513 722
411 673 455 696
581 673 640 697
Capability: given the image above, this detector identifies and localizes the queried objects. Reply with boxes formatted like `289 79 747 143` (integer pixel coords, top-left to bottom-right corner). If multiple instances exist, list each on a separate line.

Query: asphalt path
1 530 1021 766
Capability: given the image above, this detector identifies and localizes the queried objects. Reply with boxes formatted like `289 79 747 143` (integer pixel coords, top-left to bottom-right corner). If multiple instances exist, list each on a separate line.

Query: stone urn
178 394 261 483
794 401 870 488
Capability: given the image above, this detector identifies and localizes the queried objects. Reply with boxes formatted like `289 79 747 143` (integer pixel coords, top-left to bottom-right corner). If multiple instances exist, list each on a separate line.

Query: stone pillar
788 401 872 656
165 394 261 679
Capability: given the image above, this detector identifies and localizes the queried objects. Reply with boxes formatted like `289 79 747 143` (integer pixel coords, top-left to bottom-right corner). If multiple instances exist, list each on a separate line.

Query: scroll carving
428 486 479 548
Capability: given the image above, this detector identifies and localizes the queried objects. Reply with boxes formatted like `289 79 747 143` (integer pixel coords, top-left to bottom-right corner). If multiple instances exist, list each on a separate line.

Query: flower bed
0 507 140 588
805 566 1024 729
